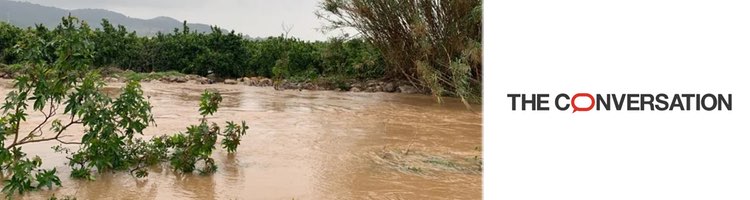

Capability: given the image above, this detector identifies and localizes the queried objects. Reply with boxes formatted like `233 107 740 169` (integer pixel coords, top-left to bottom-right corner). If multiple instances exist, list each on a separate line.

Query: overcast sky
19 0 345 41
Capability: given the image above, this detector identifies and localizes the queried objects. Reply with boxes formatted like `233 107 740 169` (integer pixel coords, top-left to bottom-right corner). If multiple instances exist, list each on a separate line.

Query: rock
207 73 217 82
384 82 397 92
259 78 272 87
246 79 258 86
334 88 342 92
185 75 200 80
303 83 316 90
283 82 299 90
350 87 362 92
375 86 383 92
241 77 251 83
351 83 363 89
398 85 419 94
195 77 211 84
224 79 238 85
245 77 260 86
173 76 188 83
365 87 376 93
366 80 378 87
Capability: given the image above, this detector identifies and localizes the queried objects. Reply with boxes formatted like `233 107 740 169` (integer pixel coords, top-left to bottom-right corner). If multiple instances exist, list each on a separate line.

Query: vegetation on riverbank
0 18 384 84
0 0 482 102
0 16 248 198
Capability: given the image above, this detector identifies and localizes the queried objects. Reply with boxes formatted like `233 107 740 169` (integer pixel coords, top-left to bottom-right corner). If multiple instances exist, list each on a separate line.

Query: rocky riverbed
101 73 424 94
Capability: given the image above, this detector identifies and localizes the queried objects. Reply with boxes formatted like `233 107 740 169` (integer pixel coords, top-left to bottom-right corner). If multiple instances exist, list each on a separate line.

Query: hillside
0 0 219 36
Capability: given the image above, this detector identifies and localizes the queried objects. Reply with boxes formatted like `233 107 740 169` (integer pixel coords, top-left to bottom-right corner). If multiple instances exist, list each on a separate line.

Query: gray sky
19 0 346 41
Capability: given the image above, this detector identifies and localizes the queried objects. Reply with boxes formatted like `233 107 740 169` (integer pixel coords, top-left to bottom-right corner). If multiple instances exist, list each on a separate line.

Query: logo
507 93 732 112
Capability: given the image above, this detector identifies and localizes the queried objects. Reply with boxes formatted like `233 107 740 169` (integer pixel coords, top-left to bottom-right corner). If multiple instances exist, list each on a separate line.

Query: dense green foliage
0 16 248 198
0 22 22 64
319 0 483 104
0 18 384 82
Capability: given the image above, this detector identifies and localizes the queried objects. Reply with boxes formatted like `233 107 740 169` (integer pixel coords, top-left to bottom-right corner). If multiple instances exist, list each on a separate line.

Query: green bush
0 18 385 83
0 22 23 64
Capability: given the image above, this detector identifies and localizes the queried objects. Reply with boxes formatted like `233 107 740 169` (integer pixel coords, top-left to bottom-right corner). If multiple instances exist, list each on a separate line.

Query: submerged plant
152 90 248 175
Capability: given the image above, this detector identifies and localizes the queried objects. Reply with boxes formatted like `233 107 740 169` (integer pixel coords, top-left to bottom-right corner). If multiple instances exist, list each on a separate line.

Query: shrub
318 0 483 104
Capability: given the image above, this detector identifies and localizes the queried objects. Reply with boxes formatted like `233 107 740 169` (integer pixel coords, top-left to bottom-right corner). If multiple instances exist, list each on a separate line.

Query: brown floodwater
0 79 482 200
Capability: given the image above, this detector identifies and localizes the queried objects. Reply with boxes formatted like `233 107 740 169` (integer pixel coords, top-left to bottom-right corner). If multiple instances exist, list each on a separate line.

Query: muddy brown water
0 79 482 200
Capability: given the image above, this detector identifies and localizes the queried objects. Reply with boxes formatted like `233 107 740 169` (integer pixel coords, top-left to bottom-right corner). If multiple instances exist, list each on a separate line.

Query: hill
0 0 219 36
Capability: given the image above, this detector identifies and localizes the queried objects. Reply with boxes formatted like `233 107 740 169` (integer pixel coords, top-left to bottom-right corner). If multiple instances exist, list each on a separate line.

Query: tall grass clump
318 0 482 105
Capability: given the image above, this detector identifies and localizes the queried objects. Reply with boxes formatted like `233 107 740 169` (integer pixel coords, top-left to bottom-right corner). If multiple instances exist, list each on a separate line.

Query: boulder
185 75 200 80
398 85 419 94
259 78 272 87
196 77 211 84
350 87 362 92
158 77 171 83
383 82 397 92
207 73 218 82
173 76 188 83
252 80 260 86
303 83 316 90
245 77 259 86
224 79 238 85
283 82 299 90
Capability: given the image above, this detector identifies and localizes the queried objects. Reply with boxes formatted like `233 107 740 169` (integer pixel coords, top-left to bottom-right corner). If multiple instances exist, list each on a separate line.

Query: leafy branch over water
0 16 248 198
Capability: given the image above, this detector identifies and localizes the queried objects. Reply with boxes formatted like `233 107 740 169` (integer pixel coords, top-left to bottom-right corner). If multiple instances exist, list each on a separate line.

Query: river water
3 80 482 200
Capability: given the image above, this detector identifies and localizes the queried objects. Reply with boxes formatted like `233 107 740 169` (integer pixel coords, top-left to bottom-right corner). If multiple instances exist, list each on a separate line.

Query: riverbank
0 64 424 94
103 70 425 94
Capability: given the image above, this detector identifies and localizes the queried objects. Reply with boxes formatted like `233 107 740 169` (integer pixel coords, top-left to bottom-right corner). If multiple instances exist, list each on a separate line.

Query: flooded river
3 80 482 200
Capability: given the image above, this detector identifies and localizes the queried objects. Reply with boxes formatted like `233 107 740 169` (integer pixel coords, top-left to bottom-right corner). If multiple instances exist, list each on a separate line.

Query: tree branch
7 114 81 149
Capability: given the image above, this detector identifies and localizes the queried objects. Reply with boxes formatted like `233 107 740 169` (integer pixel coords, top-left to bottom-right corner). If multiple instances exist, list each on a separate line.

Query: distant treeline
0 18 384 81
1 0 483 103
